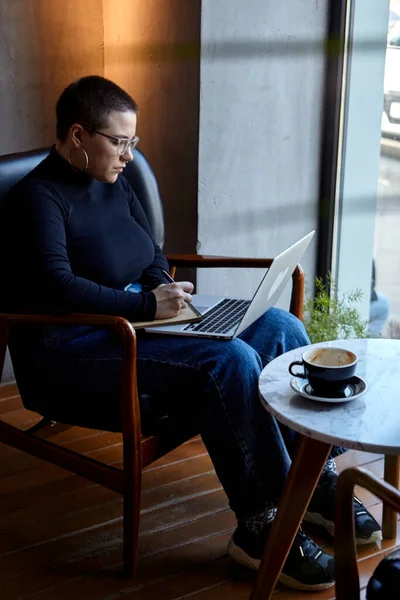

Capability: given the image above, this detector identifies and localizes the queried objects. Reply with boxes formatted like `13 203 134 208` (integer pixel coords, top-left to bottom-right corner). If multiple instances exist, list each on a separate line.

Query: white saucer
290 375 367 403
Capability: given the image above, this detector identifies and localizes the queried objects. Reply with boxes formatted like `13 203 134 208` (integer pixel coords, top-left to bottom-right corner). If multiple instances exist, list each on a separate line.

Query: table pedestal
250 435 332 600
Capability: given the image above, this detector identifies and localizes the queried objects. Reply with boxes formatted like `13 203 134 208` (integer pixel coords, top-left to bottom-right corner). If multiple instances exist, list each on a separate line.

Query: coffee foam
308 348 354 367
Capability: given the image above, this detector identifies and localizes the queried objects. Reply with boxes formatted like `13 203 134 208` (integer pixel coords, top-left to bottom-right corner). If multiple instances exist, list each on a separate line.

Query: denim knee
238 308 309 366
210 338 263 388
272 308 310 348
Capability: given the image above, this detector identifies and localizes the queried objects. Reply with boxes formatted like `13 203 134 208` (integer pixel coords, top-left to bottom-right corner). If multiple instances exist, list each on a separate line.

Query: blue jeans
9 308 344 520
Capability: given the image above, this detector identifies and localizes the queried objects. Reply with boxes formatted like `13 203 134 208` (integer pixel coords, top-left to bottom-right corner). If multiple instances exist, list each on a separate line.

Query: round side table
250 338 400 600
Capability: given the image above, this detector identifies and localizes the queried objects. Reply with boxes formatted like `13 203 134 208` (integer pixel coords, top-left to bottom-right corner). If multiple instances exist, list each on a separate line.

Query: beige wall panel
103 0 201 255
0 0 104 154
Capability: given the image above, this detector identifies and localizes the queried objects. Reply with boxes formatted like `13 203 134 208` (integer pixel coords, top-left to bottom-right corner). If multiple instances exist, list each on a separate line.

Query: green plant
303 275 368 344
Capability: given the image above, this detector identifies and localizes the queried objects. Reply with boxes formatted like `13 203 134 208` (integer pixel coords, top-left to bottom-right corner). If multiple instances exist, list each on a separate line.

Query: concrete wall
198 0 328 306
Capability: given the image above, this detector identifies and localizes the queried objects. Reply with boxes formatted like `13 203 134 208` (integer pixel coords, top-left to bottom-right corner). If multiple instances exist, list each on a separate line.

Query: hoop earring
69 147 89 172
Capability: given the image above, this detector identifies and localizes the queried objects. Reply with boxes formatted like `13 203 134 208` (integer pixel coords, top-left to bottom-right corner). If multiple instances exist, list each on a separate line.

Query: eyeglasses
82 126 140 156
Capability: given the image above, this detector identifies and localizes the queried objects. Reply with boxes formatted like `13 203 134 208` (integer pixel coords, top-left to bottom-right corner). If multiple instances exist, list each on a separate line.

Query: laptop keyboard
185 298 251 334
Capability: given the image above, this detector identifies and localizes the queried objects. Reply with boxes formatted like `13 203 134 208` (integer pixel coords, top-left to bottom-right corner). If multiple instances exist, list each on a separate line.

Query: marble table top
259 338 400 454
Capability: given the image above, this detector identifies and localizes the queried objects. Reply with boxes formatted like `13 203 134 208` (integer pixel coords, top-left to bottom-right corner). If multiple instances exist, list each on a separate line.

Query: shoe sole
227 537 335 592
304 511 383 545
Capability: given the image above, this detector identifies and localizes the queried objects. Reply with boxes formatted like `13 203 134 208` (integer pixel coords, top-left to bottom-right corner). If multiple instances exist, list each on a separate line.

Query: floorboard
0 383 399 599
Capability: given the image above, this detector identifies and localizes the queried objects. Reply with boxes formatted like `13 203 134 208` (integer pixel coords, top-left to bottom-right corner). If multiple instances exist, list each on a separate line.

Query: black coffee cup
288 346 358 397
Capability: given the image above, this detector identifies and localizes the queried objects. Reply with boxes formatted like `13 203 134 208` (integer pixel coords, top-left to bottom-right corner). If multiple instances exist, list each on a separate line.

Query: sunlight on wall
102 0 200 256
103 0 141 89
0 0 104 153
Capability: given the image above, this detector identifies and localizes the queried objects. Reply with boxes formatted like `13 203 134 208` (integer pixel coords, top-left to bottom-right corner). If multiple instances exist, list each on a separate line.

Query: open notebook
131 303 201 329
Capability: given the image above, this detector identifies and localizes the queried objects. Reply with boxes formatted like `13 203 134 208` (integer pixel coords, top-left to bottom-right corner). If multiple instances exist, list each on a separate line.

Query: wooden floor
1 384 399 600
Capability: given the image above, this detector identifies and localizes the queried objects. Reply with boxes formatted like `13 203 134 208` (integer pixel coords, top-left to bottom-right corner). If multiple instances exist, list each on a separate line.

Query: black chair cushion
122 151 165 248
0 148 49 204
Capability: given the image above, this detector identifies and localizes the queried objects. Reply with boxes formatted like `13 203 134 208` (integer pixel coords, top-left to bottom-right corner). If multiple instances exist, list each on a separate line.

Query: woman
0 76 380 592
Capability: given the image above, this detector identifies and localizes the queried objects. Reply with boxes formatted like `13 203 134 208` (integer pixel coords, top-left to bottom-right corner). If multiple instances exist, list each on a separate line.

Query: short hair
56 75 138 141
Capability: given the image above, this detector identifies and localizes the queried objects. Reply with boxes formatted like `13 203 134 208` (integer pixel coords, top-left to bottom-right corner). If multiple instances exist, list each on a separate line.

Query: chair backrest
335 466 400 600
0 148 49 202
0 147 165 247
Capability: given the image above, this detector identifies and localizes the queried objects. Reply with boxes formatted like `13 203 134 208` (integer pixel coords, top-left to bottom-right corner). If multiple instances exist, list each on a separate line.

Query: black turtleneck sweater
0 148 170 321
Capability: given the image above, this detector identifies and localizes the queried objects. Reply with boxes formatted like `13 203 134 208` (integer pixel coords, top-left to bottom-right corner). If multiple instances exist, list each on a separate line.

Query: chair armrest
0 312 129 328
335 467 400 600
0 312 141 447
166 254 305 320
167 253 273 268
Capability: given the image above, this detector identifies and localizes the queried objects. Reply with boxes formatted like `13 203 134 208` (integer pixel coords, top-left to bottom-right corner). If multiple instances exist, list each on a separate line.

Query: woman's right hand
152 281 194 319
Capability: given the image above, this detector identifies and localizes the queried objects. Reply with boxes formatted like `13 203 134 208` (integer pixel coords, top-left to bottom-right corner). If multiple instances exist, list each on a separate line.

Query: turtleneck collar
47 145 94 185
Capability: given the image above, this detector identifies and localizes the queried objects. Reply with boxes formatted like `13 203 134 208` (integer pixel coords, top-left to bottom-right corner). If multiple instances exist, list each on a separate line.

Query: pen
161 269 202 318
161 268 176 284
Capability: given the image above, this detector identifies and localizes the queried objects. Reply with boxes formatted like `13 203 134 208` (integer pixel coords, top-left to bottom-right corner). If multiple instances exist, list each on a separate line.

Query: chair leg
122 432 142 577
383 455 400 538
123 486 141 577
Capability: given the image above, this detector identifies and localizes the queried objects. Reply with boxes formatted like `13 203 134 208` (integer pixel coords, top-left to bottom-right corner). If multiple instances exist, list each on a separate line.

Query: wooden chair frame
335 466 400 600
0 255 304 576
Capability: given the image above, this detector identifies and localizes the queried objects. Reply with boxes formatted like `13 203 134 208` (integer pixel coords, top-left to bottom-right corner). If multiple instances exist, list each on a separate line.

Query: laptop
146 231 315 340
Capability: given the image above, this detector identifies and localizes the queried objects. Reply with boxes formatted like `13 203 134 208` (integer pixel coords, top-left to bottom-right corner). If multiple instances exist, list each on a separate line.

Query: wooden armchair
335 466 400 599
0 147 304 577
